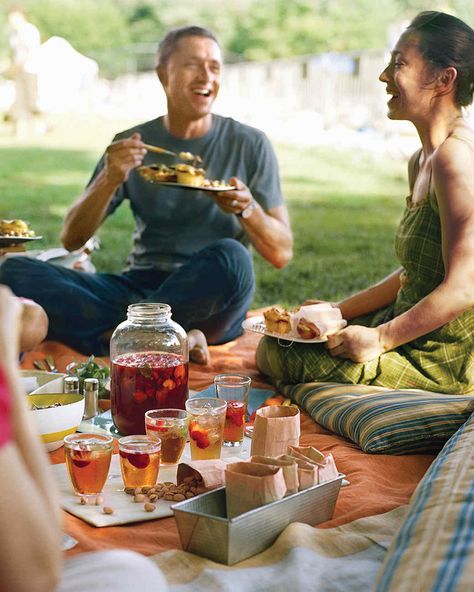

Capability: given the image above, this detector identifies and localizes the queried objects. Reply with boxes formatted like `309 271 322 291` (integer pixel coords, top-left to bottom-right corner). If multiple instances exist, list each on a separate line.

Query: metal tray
172 474 343 565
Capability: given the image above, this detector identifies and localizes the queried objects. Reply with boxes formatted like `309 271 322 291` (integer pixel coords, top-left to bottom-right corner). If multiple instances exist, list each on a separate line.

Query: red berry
190 427 210 449
71 451 91 468
122 451 150 469
227 401 245 426
133 389 147 403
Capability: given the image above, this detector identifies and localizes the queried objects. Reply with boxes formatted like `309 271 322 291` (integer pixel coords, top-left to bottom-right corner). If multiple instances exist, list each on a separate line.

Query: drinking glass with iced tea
214 374 251 447
64 433 114 499
185 398 227 460
145 409 188 465
118 435 161 489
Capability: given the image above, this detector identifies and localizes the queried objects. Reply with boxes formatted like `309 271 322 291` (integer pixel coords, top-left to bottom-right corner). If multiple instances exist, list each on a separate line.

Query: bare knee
19 298 49 351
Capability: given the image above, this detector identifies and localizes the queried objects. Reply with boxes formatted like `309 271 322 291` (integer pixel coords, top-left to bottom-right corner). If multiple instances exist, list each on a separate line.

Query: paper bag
177 460 226 492
279 454 318 490
288 446 339 484
250 455 299 495
225 462 287 518
250 405 300 457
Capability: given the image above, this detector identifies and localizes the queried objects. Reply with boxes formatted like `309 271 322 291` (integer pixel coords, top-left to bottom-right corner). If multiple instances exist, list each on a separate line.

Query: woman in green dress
257 11 474 394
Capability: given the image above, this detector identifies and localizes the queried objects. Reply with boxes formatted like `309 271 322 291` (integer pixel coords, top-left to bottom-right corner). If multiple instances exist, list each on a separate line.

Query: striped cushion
374 410 474 591
278 382 474 454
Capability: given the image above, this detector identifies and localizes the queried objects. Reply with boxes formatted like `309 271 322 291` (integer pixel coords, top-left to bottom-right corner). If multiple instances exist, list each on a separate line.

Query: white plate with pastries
243 303 348 343
242 316 347 344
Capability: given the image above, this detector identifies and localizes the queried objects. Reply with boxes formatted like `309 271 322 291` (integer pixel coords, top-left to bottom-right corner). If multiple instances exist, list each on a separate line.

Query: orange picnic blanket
21 330 434 557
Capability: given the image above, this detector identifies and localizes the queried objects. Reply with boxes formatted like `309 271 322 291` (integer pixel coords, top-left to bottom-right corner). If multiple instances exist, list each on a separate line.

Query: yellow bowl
29 393 85 452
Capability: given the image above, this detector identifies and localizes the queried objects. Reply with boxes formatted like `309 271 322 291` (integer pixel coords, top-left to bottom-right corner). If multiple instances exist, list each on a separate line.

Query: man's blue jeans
0 238 255 355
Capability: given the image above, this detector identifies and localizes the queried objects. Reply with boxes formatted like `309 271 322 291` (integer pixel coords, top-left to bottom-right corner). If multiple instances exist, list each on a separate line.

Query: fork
44 355 57 372
143 144 177 156
33 359 48 371
143 144 203 164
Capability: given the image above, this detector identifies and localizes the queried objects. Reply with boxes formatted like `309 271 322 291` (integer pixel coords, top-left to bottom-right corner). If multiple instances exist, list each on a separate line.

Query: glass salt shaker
83 378 99 420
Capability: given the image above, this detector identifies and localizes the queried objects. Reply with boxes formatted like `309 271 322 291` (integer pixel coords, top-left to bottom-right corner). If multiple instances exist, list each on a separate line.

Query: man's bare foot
188 329 210 365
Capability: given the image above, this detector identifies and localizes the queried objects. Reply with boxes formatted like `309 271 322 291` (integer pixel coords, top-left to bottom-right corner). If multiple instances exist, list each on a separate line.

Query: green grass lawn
0 115 409 309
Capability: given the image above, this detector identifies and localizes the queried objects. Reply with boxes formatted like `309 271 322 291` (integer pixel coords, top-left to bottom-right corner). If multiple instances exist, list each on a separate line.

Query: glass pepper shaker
110 303 188 436
83 378 99 420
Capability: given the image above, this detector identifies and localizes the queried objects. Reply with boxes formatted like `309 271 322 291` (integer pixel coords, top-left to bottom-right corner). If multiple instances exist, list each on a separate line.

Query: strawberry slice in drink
189 424 210 449
227 401 245 426
71 450 91 468
147 419 169 434
120 450 150 469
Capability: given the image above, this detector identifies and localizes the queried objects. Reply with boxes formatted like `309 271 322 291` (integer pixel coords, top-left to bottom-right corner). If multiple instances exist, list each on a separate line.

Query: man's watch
237 199 256 219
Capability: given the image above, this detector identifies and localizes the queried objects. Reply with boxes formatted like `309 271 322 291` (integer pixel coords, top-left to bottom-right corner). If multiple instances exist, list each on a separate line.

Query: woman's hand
326 325 385 363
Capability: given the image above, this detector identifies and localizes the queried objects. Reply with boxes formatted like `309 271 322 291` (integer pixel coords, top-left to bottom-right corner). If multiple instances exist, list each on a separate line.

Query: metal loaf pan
172 474 343 565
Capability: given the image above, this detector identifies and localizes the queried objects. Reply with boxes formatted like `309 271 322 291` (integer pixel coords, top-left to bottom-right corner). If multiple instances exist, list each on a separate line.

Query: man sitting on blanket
0 25 293 364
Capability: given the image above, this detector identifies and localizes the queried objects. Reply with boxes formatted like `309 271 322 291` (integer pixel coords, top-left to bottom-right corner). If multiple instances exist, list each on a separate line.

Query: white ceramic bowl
29 393 85 452
20 370 66 394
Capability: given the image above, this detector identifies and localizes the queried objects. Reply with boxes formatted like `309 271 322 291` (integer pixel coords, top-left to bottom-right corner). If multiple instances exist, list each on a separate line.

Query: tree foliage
0 0 472 76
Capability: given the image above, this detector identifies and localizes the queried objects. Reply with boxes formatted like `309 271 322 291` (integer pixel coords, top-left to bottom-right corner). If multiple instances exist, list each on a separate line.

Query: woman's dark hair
158 26 219 68
406 11 474 106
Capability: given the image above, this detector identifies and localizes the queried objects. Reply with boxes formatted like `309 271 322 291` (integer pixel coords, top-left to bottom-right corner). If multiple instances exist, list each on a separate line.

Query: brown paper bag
225 462 287 518
279 454 318 490
288 446 339 484
177 460 226 492
250 455 299 495
250 405 300 457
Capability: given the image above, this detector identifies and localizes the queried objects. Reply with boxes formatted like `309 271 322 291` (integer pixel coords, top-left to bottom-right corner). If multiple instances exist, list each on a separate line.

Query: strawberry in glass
185 398 227 460
223 400 247 445
64 433 113 498
214 374 251 446
118 435 161 489
145 409 188 464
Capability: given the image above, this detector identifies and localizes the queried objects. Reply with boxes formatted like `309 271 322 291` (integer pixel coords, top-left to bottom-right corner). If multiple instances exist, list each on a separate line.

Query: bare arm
61 133 146 251
336 268 402 320
212 178 293 268
302 269 401 319
0 287 62 592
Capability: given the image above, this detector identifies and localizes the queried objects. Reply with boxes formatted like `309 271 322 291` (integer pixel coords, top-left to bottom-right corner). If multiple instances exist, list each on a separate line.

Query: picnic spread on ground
21 317 473 590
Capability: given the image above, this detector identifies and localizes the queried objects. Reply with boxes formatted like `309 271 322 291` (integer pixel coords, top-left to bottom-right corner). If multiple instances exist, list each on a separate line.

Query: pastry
175 164 206 187
0 219 34 237
263 307 292 335
138 164 176 182
296 318 320 339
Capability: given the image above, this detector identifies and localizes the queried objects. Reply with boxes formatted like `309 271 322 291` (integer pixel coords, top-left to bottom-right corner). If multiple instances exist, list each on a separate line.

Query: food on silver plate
138 164 177 182
139 163 231 190
175 163 206 187
0 219 35 237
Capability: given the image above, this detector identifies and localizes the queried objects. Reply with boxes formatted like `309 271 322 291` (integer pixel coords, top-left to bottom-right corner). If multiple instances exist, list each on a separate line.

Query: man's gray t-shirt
90 114 283 272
